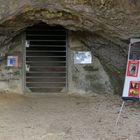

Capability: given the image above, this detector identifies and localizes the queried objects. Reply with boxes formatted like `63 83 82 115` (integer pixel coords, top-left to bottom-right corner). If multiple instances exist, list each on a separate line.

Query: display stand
116 38 140 126
115 101 125 126
122 38 140 100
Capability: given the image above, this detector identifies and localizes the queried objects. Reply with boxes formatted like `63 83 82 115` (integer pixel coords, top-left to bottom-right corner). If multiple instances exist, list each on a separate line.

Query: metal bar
27 34 66 37
29 40 66 42
29 45 66 47
27 87 65 89
27 29 66 31
22 32 26 93
26 56 66 58
28 66 66 68
26 72 67 73
66 30 68 92
26 61 66 63
26 50 66 52
27 29 66 30
27 65 66 67
27 33 66 36
26 77 66 78
115 101 125 126
26 82 66 83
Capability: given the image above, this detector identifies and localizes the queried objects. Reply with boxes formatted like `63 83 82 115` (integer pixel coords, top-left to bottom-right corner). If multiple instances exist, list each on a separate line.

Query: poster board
74 51 92 64
122 38 140 100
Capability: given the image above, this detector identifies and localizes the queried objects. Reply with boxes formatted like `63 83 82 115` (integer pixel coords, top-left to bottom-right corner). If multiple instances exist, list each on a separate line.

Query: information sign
122 39 140 100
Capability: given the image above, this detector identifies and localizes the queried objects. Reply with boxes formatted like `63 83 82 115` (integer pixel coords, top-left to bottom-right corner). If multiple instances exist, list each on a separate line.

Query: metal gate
24 23 67 93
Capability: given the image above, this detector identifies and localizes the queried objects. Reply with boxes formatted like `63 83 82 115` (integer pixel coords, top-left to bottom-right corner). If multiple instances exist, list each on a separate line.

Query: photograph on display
128 81 139 97
127 60 139 77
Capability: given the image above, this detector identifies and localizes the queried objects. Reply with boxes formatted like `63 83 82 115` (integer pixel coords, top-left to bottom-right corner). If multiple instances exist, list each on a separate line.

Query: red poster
127 60 139 77
128 81 140 97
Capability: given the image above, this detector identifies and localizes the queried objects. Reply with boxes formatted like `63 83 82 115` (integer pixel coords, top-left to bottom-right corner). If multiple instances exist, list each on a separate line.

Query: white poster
74 51 92 64
122 38 140 100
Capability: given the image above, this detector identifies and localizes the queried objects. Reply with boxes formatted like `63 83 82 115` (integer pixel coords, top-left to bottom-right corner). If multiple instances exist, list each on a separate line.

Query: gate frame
21 29 69 94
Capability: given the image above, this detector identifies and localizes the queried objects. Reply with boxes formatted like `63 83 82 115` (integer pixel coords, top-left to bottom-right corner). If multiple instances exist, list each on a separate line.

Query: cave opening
24 23 68 93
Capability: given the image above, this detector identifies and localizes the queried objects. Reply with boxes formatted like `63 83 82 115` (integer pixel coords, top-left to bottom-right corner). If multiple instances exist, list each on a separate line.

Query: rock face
0 0 139 94
69 32 114 95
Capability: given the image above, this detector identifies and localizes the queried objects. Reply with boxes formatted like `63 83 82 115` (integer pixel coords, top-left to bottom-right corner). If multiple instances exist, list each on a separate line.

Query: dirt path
0 93 140 140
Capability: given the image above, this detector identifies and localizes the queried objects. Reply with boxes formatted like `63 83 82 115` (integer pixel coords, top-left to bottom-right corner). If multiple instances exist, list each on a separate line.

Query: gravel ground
0 93 140 140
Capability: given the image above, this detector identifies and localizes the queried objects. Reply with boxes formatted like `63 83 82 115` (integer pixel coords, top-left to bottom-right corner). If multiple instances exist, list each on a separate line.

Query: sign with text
74 51 92 64
7 56 19 67
122 39 140 100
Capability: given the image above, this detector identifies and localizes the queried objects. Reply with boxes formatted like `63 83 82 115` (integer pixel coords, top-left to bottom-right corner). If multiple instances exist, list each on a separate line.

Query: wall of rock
0 35 22 93
0 30 113 95
0 0 139 94
68 32 113 95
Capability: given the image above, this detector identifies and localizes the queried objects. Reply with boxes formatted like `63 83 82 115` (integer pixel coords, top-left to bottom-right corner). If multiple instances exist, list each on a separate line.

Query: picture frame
128 81 140 97
127 60 139 77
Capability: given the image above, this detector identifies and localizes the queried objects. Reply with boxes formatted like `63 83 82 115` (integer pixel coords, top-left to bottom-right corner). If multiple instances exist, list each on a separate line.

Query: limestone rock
0 0 139 94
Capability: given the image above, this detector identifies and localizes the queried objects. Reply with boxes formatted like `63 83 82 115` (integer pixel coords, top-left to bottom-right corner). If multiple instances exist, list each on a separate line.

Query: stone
68 32 113 96
0 0 138 94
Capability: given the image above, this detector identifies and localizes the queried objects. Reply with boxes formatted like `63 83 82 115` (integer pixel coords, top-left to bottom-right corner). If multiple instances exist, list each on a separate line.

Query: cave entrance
24 23 68 93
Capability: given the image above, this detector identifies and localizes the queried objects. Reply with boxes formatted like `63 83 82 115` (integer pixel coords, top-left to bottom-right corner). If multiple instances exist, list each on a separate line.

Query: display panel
122 39 140 100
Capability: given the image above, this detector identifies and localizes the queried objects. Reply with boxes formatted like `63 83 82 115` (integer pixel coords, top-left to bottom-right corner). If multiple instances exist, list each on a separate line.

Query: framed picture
127 60 139 77
128 81 140 97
